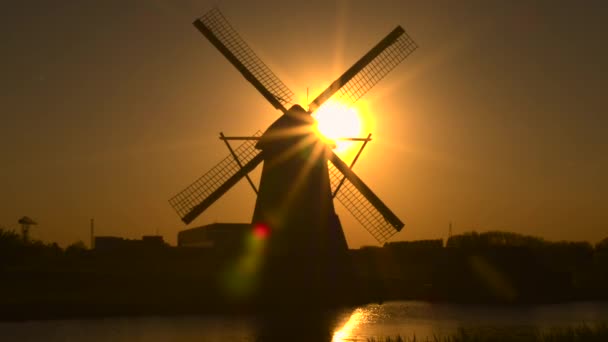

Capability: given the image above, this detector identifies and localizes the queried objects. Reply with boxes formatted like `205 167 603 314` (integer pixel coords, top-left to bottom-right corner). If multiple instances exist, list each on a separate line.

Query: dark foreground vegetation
359 231 608 304
369 322 608 342
0 229 607 320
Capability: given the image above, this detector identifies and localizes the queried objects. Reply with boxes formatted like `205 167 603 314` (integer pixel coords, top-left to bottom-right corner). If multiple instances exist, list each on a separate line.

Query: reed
367 322 608 342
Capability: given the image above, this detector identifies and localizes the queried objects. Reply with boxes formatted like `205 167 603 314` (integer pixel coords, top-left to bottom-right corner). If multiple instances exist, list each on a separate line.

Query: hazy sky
2 0 607 248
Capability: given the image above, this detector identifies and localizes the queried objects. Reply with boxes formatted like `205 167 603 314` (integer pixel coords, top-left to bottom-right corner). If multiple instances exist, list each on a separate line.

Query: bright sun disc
313 101 362 152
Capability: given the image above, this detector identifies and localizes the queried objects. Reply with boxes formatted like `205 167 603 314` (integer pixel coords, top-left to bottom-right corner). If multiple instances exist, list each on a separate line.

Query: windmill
169 8 417 299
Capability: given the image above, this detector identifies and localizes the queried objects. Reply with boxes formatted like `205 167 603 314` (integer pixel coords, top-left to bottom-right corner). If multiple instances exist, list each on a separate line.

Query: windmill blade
169 133 263 224
327 151 404 243
309 26 417 113
193 8 294 113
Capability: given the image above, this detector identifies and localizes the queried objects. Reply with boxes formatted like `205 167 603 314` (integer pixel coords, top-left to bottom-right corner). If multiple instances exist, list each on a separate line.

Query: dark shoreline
2 230 607 322
3 298 608 323
2 274 607 323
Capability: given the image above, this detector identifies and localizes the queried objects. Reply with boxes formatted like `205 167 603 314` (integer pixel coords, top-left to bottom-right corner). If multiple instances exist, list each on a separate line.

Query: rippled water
1 301 607 341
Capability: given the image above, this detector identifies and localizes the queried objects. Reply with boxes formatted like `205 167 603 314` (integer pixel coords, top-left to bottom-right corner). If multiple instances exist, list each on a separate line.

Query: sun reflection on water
332 308 366 341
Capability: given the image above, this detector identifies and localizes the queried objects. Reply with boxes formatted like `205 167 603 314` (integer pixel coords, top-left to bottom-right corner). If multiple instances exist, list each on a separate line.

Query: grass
367 322 608 342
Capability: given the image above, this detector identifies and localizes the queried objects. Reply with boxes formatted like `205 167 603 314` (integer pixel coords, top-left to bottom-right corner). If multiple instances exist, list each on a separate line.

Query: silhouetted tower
18 216 37 242
449 221 453 239
90 218 95 249
167 7 417 304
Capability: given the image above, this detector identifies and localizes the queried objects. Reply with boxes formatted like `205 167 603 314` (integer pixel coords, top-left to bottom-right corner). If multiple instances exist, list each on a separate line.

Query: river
1 301 607 341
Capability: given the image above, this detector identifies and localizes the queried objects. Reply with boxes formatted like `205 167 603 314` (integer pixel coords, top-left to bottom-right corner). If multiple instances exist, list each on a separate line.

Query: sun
312 100 363 153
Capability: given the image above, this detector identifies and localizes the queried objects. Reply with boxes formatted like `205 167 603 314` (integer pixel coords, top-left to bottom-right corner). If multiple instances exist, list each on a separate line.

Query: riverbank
3 265 607 322
369 322 608 342
2 301 608 341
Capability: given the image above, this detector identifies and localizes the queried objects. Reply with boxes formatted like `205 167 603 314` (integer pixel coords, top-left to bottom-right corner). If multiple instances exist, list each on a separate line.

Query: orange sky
2 0 607 248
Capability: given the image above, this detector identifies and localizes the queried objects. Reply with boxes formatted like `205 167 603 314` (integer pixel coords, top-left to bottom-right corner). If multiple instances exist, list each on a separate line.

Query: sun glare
332 308 364 341
312 101 363 153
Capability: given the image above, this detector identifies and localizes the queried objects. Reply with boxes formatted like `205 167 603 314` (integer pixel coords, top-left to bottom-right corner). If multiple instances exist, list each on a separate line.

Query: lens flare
220 224 270 298
253 223 270 239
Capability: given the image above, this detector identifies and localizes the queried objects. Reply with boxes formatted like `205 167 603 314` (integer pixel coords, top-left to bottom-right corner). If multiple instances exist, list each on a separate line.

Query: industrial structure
94 235 167 252
18 216 37 242
177 223 251 249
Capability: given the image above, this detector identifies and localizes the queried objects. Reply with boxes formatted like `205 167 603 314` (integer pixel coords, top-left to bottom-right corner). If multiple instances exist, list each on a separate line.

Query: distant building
178 223 251 249
384 239 444 250
142 235 165 246
94 236 124 251
94 235 167 252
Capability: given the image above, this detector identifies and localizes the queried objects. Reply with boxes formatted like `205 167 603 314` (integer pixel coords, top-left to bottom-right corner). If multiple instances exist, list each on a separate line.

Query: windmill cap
18 216 37 225
256 105 316 150
287 104 314 122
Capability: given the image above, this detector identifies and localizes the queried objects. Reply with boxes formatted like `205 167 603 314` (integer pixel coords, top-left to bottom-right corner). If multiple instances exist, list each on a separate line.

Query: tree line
0 228 606 320
352 231 608 303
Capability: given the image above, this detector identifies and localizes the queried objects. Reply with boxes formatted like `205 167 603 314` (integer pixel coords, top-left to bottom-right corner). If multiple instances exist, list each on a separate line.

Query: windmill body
252 105 349 298
253 105 348 257
168 7 417 305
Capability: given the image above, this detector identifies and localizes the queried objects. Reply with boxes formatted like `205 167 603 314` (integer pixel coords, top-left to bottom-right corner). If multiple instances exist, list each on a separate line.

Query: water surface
1 301 607 341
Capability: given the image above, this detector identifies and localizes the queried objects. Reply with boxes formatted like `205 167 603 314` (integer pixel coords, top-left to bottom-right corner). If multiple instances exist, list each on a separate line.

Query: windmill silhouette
169 8 417 299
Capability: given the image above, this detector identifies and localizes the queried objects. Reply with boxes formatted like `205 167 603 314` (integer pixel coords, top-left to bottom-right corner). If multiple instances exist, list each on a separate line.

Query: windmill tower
169 8 417 302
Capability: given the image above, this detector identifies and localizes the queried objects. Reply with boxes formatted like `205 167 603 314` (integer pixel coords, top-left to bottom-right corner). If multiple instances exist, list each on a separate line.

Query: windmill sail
327 151 404 243
309 26 417 112
194 8 294 113
169 132 263 224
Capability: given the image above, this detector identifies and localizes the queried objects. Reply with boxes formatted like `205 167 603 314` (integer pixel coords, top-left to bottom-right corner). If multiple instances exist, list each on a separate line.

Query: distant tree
0 228 25 260
65 241 87 257
446 231 547 250
446 231 480 249
595 237 608 271
596 237 608 252
0 228 21 244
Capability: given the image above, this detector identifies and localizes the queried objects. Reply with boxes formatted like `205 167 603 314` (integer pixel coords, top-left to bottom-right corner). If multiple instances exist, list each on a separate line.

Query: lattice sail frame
197 8 294 109
169 131 262 220
335 31 417 107
308 26 418 112
328 162 400 244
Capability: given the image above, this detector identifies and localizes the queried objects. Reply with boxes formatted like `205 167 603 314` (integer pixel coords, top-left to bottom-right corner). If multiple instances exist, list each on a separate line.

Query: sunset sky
2 0 607 248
